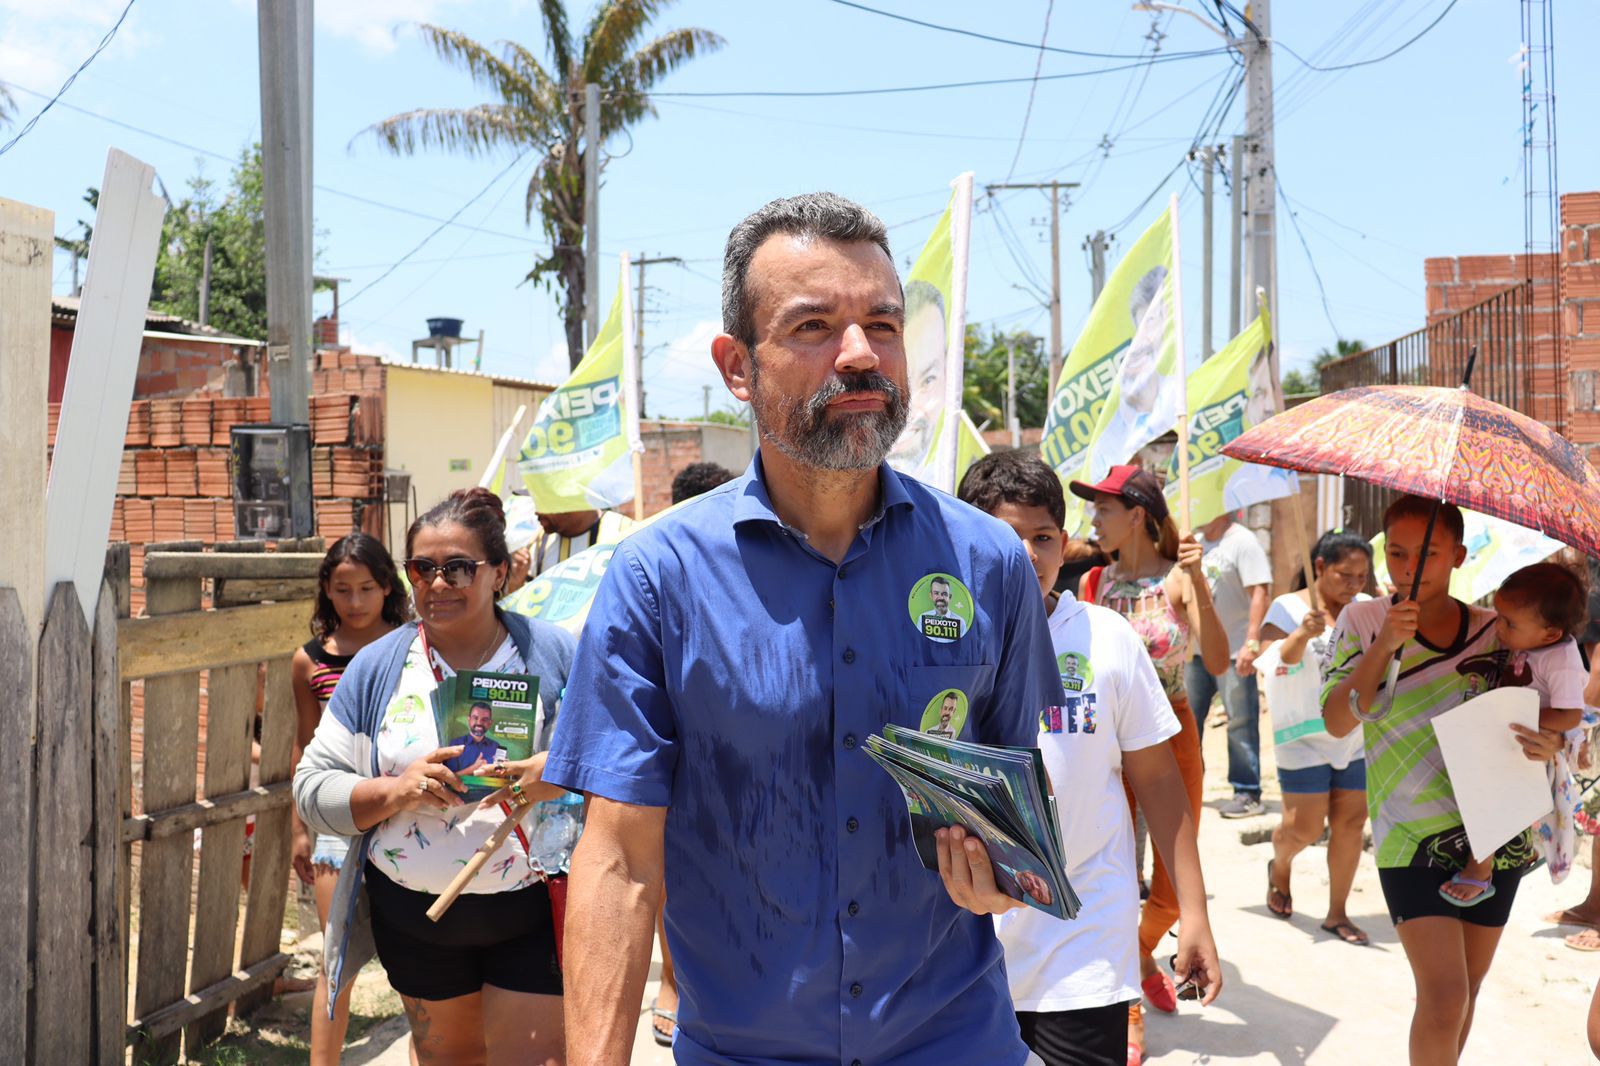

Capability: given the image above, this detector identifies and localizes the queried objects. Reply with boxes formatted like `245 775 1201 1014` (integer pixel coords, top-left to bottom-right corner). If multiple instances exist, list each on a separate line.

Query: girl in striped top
291 533 408 1065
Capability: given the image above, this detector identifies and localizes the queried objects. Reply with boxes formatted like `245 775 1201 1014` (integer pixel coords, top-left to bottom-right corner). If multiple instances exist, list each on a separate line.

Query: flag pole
942 172 975 493
619 252 645 519
1167 194 1191 534
479 404 529 490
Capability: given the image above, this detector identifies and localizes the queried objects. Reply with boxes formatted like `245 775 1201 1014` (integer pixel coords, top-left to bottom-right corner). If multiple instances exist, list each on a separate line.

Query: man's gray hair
722 192 893 350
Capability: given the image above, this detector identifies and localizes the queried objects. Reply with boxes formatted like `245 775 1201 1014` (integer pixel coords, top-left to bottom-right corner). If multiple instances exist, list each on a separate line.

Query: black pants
1016 1001 1131 1066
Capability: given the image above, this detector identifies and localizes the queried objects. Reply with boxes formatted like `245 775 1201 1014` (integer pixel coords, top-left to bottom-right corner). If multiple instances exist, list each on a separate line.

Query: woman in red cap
1072 463 1228 1058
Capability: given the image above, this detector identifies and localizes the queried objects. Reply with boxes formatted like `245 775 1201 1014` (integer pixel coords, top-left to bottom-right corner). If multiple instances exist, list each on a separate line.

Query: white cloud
342 324 404 363
662 320 719 372
0 0 153 98
313 0 475 55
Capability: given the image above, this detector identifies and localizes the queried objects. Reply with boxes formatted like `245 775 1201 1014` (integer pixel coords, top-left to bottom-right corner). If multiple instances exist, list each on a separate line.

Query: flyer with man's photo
432 670 541 800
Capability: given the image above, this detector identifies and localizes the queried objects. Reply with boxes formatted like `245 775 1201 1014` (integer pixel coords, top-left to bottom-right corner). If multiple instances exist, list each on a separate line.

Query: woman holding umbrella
1321 495 1567 1065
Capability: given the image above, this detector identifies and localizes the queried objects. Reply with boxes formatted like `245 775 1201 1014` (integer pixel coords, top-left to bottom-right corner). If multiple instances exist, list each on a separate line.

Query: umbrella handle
1352 655 1402 723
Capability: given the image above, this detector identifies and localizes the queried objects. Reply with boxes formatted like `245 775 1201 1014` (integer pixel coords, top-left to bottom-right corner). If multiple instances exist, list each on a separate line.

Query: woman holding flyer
1256 530 1373 946
295 487 577 1064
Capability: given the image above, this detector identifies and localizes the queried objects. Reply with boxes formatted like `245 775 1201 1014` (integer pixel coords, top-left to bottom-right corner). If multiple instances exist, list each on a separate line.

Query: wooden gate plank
236 656 296 1015
0 589 33 1063
93 575 127 1064
33 583 94 1064
184 661 258 1050
130 571 201 1066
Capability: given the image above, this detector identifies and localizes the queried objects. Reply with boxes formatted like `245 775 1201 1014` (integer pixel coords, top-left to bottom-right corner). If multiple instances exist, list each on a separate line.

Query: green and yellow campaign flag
888 173 973 492
1163 302 1296 525
518 259 640 512
1041 203 1184 534
953 410 991 489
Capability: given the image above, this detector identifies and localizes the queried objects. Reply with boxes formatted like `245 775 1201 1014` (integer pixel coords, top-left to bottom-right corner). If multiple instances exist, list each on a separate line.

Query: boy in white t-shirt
959 452 1221 1066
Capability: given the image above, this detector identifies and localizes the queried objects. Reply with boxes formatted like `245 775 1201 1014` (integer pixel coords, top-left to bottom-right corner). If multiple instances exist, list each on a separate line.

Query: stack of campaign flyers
430 670 540 801
866 724 1079 920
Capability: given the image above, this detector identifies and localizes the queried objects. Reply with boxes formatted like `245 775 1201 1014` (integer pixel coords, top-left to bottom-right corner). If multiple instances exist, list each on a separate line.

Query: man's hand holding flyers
935 825 1028 916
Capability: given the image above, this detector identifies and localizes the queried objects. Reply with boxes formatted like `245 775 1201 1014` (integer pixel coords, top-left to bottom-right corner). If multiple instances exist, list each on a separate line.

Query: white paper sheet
1432 687 1552 863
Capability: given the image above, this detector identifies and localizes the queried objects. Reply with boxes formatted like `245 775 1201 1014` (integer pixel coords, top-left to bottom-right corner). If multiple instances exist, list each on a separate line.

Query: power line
1218 0 1459 73
1005 0 1057 183
823 0 1232 61
643 52 1240 99
0 0 137 157
341 150 534 310
1273 168 1341 338
1 81 549 247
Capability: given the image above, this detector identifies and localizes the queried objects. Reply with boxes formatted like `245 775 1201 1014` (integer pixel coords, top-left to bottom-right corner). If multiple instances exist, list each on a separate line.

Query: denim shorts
311 833 350 870
1278 758 1367 795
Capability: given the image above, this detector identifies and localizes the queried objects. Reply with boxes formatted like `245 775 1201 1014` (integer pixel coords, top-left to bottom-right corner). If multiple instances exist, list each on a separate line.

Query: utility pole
1006 338 1020 449
258 0 314 424
702 385 712 422
198 235 213 328
1241 0 1278 382
584 82 601 350
1230 133 1244 337
1193 145 1220 358
985 180 1079 393
1084 231 1109 303
632 254 682 421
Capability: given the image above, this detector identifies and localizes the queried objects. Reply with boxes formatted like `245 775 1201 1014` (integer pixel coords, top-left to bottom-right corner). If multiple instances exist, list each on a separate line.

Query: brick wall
1562 192 1600 456
639 424 711 516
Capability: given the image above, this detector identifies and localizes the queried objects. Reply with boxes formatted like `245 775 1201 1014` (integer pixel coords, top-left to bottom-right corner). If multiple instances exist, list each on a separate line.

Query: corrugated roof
381 357 557 392
51 295 250 340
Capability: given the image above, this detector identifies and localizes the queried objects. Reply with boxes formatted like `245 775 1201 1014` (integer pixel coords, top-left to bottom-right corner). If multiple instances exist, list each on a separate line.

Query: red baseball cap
1068 464 1170 523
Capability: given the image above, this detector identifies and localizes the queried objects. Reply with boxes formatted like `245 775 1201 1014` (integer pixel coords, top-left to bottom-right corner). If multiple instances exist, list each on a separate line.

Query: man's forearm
564 833 663 1066
1246 586 1269 643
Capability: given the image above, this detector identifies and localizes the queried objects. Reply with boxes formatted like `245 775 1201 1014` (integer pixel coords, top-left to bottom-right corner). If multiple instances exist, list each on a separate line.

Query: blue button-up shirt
545 457 1063 1065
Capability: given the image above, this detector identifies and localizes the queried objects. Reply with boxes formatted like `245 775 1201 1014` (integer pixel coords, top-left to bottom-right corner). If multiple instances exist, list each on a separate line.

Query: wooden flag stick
1287 480 1320 612
1166 193 1191 534
426 807 525 922
631 451 644 520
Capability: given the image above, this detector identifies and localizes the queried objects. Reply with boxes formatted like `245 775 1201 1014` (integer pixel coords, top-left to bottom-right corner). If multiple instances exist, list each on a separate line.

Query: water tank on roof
426 317 464 338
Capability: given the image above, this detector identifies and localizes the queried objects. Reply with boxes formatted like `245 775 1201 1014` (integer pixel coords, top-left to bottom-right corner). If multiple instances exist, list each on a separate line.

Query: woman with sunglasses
295 487 577 1064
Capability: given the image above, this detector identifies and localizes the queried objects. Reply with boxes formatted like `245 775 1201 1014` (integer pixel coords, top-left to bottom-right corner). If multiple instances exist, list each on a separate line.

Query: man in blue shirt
545 192 1062 1066
444 702 504 772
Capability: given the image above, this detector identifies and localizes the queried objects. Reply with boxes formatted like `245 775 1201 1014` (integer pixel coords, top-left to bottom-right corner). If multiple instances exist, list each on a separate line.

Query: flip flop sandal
1141 970 1178 1014
650 1002 677 1048
1266 858 1292 919
1545 910 1600 930
1566 928 1600 952
1320 920 1369 946
1438 874 1496 907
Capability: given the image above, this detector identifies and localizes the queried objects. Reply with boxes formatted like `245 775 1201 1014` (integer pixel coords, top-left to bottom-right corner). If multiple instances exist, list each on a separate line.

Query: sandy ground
233 711 1598 1065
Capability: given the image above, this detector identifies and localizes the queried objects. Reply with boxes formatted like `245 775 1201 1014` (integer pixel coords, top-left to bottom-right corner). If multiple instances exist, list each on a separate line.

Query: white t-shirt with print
1260 593 1368 772
995 592 1180 1012
1509 637 1587 710
366 633 544 895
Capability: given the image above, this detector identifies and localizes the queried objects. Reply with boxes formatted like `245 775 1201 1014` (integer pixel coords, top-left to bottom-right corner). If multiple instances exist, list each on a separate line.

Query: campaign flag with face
518 256 641 512
1042 204 1183 534
1162 301 1295 525
888 174 973 492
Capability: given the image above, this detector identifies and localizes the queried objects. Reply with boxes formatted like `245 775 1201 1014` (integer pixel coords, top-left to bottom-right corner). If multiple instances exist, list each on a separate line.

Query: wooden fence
1 541 325 1064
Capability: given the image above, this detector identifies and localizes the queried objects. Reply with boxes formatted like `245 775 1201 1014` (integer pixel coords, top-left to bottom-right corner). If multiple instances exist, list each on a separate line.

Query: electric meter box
230 423 314 539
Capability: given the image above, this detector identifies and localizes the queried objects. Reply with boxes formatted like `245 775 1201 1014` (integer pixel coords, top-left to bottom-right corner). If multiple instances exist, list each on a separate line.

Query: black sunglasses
1167 955 1203 1001
404 557 491 589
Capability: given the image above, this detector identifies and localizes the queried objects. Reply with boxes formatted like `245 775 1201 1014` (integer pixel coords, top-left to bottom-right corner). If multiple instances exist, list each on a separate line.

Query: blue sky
2 0 1592 420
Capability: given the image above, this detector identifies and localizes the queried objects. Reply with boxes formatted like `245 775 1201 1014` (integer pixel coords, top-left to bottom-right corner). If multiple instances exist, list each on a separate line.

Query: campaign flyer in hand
432 670 540 800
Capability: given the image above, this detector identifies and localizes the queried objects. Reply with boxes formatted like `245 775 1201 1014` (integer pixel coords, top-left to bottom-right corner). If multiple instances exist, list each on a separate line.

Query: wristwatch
1244 639 1261 654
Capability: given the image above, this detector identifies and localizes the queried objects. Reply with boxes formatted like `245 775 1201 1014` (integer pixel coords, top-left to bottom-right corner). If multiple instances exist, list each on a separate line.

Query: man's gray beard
751 364 910 472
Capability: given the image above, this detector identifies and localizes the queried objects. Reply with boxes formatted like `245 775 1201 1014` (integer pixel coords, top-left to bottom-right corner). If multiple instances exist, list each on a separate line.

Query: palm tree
360 1 723 368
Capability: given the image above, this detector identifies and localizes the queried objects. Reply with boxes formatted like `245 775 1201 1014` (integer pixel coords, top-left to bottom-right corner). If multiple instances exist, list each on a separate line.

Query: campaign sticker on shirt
907 572 974 643
920 689 969 738
1057 651 1095 694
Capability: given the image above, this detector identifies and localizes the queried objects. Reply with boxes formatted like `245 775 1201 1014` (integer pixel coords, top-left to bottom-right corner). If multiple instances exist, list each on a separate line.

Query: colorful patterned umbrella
1221 383 1600 558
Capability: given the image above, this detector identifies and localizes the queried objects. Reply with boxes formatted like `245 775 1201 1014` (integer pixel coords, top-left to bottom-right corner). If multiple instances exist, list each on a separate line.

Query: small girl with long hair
1442 561 1588 906
290 533 408 1065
